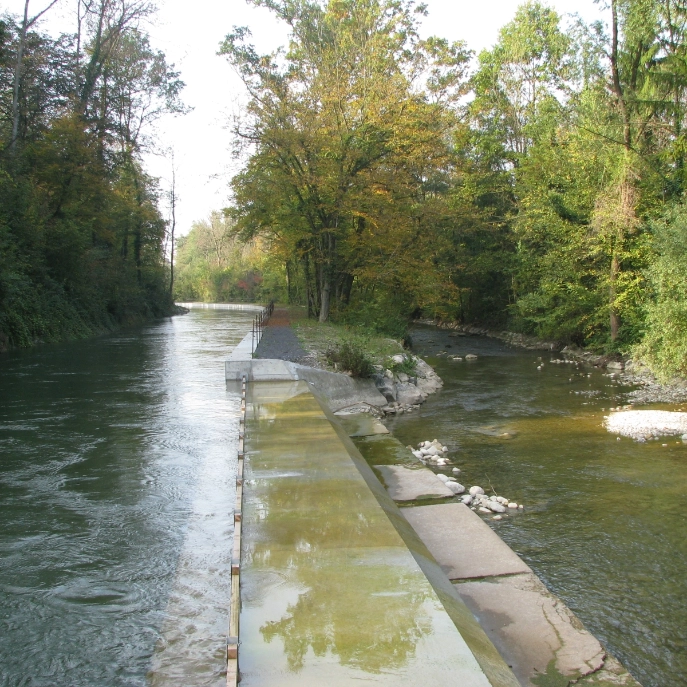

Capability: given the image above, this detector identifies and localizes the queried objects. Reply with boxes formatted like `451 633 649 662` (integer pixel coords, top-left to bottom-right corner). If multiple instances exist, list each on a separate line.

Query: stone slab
374 464 455 500
455 573 619 687
335 412 390 437
402 503 531 580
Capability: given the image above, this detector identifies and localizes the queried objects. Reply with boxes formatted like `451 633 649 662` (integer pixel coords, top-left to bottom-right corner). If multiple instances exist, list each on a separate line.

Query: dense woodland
183 0 685 380
3 0 687 381
0 0 183 350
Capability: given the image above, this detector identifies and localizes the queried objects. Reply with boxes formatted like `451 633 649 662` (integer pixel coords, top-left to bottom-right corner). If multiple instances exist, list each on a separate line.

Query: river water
1 312 685 687
0 308 256 687
386 325 687 687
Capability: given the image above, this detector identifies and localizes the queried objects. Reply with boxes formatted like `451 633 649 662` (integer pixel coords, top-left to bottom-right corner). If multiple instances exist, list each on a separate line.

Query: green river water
389 325 687 687
0 310 685 686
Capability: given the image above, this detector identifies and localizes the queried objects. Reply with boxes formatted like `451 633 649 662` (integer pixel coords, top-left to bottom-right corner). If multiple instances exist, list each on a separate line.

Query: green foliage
635 204 687 380
325 340 375 378
173 211 286 303
0 14 184 350
386 353 417 376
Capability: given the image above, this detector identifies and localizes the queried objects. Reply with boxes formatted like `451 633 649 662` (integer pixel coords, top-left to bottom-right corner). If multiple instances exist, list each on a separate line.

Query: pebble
469 486 485 496
447 482 465 495
452 468 461 474
461 495 473 505
487 502 506 513
465 354 478 360
508 502 518 509
478 507 492 514
496 496 508 504
492 515 503 521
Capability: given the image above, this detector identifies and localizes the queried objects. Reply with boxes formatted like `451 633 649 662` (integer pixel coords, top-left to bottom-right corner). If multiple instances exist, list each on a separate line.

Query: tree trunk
10 0 30 153
610 251 620 342
169 165 176 295
319 268 331 322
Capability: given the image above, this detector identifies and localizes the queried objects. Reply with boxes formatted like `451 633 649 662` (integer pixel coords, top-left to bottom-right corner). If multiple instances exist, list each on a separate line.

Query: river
387 324 687 687
0 307 256 687
1 312 684 687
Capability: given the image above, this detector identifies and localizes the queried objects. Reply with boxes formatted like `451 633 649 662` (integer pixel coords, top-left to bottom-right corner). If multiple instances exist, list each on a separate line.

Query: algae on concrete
239 381 520 687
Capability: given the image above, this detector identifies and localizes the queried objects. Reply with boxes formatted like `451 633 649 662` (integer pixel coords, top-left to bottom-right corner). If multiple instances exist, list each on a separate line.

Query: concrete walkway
238 380 520 687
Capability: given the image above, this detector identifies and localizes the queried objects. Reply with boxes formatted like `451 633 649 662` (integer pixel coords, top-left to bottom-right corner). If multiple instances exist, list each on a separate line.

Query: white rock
469 486 485 496
461 495 473 505
436 474 450 483
447 482 465 495
508 502 518 509
426 446 439 456
518 504 524 509
492 515 503 521
478 507 492 514
391 354 405 364
487 502 506 513
465 354 478 360
496 496 508 504
452 467 461 474
412 450 423 459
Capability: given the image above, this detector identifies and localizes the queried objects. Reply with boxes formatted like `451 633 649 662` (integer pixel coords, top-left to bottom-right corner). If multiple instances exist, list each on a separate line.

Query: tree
221 0 469 322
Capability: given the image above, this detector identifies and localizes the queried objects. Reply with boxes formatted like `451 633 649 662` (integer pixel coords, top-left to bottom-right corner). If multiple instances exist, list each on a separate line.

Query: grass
285 305 405 372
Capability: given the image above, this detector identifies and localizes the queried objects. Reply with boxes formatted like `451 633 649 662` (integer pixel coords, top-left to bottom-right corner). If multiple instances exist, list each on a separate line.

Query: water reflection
239 384 492 687
0 309 253 686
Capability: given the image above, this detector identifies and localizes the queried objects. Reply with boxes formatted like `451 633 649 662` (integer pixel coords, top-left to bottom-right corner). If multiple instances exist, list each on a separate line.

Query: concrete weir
233 379 519 686
225 338 640 687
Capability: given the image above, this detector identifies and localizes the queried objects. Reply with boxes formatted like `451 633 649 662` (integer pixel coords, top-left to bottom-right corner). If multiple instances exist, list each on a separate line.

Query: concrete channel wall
225 332 641 687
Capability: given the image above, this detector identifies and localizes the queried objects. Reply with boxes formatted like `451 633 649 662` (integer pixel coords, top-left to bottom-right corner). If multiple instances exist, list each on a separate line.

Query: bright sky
3 0 607 234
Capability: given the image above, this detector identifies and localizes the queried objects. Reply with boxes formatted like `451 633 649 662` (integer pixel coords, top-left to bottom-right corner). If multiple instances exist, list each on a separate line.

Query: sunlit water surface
385 325 687 687
0 309 255 687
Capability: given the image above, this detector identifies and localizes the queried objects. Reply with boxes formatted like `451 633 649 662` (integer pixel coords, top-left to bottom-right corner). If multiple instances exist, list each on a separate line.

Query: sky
3 0 608 235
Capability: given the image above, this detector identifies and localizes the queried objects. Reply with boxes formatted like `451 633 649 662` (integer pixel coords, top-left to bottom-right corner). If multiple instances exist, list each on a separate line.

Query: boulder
396 382 425 406
469 486 485 496
487 501 506 513
447 482 466 495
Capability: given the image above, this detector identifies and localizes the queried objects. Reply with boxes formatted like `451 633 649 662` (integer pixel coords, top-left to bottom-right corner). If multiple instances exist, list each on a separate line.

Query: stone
492 515 503 521
496 496 508 504
396 382 425 406
478 507 492 514
436 474 450 483
469 486 485 496
426 445 440 456
487 502 506 513
508 503 518 509
391 354 405 364
607 361 625 370
402 503 531 580
447 482 466 495
373 465 455 501
465 354 478 360
452 468 461 474
455 573 607 687
397 372 409 383
461 495 473 505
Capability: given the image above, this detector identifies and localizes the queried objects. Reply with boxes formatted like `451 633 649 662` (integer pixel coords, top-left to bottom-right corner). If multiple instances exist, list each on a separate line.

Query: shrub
325 340 375 378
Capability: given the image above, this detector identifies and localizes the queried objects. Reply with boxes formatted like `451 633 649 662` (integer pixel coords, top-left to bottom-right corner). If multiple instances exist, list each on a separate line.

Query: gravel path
254 309 308 363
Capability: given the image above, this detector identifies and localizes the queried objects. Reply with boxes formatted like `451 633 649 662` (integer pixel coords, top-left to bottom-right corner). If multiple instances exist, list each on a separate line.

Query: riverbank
0 302 188 354
416 318 687 404
254 306 444 415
